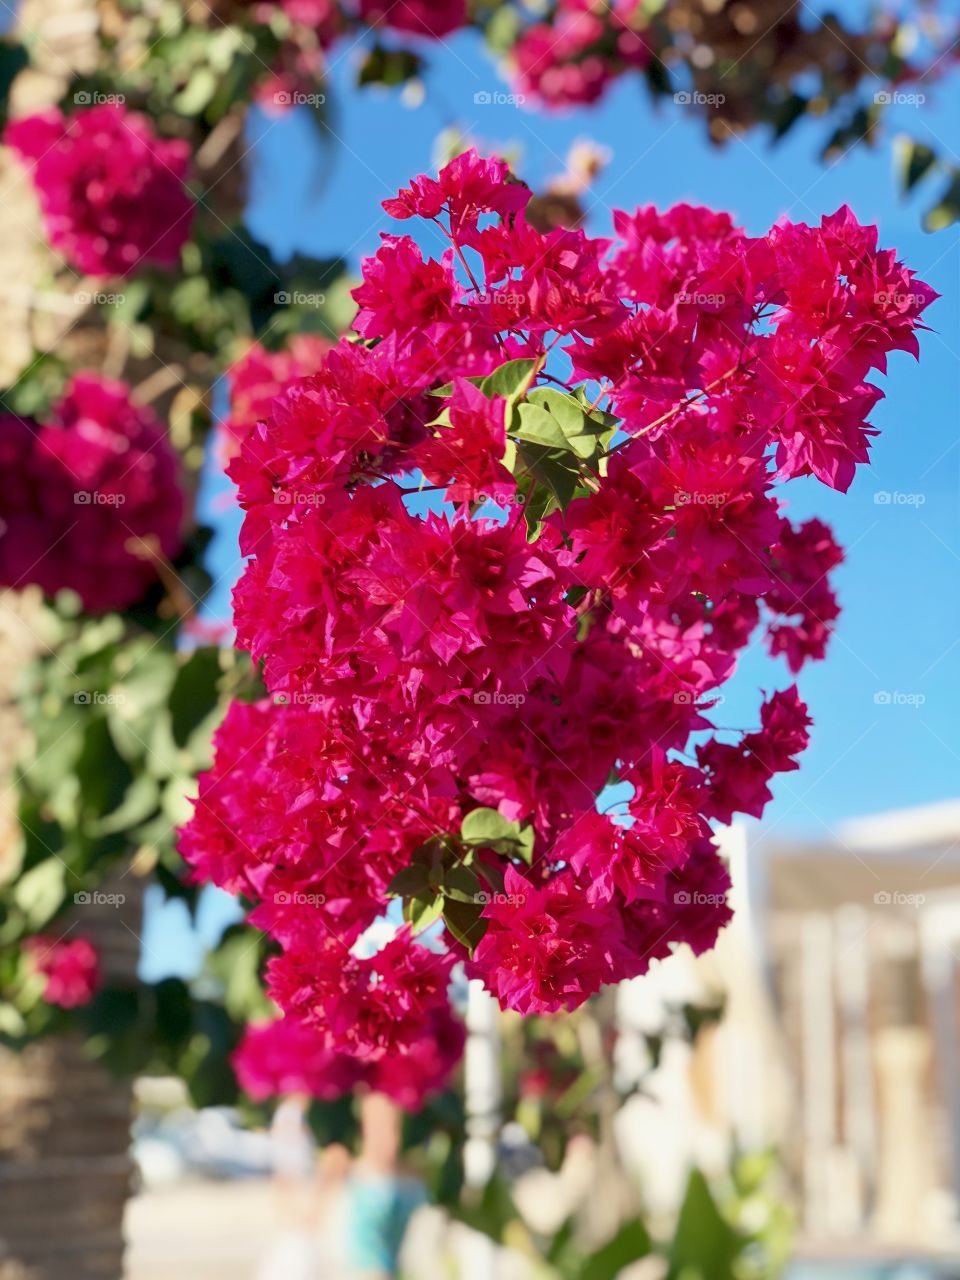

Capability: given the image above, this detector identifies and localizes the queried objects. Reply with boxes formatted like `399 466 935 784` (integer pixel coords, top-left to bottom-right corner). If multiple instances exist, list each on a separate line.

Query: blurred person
342 1091 428 1279
256 1093 320 1280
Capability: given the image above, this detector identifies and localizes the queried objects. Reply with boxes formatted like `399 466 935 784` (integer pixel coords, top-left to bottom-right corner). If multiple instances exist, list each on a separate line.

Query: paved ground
125 1179 276 1280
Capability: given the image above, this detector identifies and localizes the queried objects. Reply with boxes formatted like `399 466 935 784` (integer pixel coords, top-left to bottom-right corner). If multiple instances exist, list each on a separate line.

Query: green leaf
75 717 134 824
668 1169 745 1280
897 136 937 194
169 647 224 749
484 6 521 54
477 358 536 404
516 825 535 865
924 171 960 232
88 775 160 837
770 92 809 143
526 388 611 460
13 861 66 929
521 480 559 542
357 43 423 88
475 859 506 894
442 897 486 954
386 863 433 898
578 1218 652 1280
206 928 272 1022
514 442 582 510
442 864 483 904
572 385 621 432
461 808 518 847
161 775 196 827
0 41 28 125
403 892 444 935
515 401 570 452
455 1174 521 1243
174 66 219 115
433 359 537 427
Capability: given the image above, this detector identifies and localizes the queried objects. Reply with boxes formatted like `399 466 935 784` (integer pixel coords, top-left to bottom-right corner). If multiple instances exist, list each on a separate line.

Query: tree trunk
0 2 247 1274
0 871 145 1280
0 1041 133 1280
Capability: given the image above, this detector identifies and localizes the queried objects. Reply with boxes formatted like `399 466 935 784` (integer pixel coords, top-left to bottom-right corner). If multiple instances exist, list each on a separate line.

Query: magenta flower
0 373 184 613
178 149 933 1027
26 936 100 1009
358 0 466 38
5 104 194 277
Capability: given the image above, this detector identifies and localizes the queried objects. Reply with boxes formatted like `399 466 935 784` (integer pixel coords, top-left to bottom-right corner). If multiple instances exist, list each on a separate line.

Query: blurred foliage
450 1155 791 1280
0 0 354 1094
0 595 269 1101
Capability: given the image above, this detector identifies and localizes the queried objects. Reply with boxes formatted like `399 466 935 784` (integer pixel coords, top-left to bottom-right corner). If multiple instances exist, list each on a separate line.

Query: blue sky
200 14 960 847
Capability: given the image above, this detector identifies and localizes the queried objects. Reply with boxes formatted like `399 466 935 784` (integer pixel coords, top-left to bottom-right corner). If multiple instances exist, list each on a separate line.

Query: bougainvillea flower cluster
181 151 933 1054
222 336 332 459
512 0 652 107
0 374 184 612
5 104 194 277
234 980 465 1109
25 936 100 1009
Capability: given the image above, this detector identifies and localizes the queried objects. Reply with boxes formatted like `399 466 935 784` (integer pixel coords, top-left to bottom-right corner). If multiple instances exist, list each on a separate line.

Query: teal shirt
345 1172 427 1275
